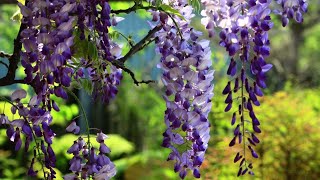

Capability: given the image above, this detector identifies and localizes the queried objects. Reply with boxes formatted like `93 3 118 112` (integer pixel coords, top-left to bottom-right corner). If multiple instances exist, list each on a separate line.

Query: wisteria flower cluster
201 0 308 176
153 1 214 178
0 0 309 179
64 122 116 180
5 0 121 179
274 0 308 27
19 0 76 103
0 88 116 179
0 89 56 178
73 0 123 103
19 0 122 105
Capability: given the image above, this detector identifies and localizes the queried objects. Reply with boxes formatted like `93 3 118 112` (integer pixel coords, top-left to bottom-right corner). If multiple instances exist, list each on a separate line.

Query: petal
99 143 111 154
66 121 80 134
229 136 236 147
261 64 273 73
96 132 108 143
193 168 201 178
11 89 27 101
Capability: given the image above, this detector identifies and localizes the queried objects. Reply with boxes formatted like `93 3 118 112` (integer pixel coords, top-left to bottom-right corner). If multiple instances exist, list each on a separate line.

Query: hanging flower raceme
201 0 265 175
19 0 76 107
0 89 56 179
274 0 308 27
15 1 121 179
153 1 214 179
201 0 308 176
64 123 116 180
19 0 122 105
73 0 123 104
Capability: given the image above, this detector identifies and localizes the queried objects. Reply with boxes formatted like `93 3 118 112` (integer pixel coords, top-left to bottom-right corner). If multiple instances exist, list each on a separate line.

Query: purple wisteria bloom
274 0 308 26
66 121 80 134
72 0 123 104
153 1 214 178
0 89 57 178
199 0 299 176
0 114 9 125
65 130 116 179
19 1 76 108
19 0 123 106
200 0 307 176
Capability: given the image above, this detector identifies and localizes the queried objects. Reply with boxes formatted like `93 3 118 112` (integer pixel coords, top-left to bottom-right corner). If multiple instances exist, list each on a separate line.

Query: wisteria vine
2 0 121 179
151 1 214 179
201 0 308 176
0 0 308 179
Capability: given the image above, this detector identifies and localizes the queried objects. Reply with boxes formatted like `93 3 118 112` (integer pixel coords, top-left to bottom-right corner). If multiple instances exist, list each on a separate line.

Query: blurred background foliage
0 1 320 179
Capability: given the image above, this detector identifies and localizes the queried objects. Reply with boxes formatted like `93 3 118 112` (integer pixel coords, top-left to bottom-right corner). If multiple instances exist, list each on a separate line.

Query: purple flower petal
96 132 108 143
222 82 231 95
22 122 32 137
251 149 259 158
261 64 273 73
237 167 243 177
99 143 111 154
11 89 27 101
252 133 260 143
231 113 236 125
234 152 242 163
66 121 80 134
234 125 240 136
253 125 261 133
229 136 236 147
52 101 60 112
69 156 81 172
225 92 233 104
179 169 187 179
67 141 79 154
193 168 201 178
224 103 232 112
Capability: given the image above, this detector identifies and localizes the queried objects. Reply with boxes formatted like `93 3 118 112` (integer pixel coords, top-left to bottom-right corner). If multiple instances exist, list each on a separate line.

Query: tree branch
0 61 9 69
0 51 12 59
111 60 155 86
111 3 156 14
0 0 17 5
111 25 162 85
110 22 162 86
117 24 162 63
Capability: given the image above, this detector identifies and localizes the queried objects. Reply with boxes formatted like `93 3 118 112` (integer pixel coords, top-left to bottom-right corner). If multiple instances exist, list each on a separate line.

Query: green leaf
72 33 87 59
188 0 201 14
70 80 82 89
87 41 98 61
152 0 162 7
159 4 186 21
109 30 120 39
80 79 93 95
72 30 98 61
11 10 22 22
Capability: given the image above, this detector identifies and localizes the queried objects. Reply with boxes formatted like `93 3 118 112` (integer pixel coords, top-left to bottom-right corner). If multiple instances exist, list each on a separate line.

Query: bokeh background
0 1 319 180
